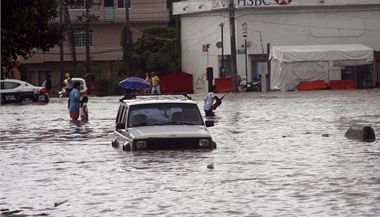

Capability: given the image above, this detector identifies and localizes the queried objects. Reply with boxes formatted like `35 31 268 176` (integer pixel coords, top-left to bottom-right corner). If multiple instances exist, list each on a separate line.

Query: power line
35 49 122 55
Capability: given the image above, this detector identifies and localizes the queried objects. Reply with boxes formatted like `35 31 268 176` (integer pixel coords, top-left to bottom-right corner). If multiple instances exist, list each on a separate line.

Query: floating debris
207 163 214 169
54 200 68 207
345 124 376 142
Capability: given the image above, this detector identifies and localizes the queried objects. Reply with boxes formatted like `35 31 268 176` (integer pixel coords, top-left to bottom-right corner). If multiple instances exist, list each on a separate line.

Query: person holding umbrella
119 76 151 100
119 89 136 102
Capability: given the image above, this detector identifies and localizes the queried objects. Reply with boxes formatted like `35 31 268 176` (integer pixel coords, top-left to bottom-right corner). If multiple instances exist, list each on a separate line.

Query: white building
173 0 380 93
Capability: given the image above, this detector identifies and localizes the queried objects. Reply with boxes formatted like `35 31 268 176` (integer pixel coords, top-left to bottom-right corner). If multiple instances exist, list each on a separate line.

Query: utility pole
125 0 132 73
59 3 64 84
85 0 91 75
63 6 77 75
219 23 224 76
229 0 238 92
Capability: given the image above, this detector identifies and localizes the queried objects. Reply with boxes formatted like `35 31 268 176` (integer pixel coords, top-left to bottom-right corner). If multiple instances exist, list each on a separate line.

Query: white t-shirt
64 78 73 89
203 92 216 110
80 103 88 120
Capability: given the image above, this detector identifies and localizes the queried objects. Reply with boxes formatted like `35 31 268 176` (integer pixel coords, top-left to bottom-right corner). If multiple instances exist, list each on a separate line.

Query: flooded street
1 89 380 216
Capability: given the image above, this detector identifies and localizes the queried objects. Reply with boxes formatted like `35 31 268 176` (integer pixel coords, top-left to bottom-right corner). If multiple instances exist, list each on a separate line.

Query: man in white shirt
203 85 221 116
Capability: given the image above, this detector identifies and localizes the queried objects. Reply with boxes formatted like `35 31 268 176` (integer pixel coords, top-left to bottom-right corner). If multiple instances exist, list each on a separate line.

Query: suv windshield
128 103 204 127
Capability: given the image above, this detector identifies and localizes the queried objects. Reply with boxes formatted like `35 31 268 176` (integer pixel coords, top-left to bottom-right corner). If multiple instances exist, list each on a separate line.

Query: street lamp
219 23 224 76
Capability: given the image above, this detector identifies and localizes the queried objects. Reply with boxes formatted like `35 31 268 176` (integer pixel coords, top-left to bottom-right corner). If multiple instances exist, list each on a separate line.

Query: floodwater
1 89 379 217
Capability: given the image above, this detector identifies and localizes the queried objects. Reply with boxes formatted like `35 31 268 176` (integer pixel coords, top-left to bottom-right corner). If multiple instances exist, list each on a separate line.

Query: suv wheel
111 138 119 148
122 143 131 151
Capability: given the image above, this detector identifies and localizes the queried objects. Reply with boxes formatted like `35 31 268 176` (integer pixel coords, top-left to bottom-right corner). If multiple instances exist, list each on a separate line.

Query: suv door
113 104 129 148
115 104 128 130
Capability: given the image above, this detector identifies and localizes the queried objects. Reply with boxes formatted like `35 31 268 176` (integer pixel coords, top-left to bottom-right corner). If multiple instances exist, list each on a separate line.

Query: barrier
329 80 355 89
345 124 376 142
215 77 233 93
298 80 328 91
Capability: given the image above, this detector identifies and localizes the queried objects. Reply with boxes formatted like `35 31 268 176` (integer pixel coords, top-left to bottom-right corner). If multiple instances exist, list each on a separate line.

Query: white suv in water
112 94 216 151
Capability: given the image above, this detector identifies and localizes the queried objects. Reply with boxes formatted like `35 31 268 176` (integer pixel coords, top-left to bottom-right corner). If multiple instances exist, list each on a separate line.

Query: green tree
1 0 64 68
130 26 180 77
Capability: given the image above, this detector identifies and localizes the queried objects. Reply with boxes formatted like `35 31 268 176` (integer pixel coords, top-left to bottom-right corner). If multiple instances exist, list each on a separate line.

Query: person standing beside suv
69 81 81 120
203 85 221 117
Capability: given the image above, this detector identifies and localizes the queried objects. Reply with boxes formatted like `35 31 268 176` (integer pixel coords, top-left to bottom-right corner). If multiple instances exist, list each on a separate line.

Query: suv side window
116 104 128 125
116 105 123 123
121 105 128 124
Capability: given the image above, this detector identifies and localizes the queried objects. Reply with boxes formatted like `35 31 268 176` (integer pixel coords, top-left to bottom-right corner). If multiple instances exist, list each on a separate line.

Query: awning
271 44 373 64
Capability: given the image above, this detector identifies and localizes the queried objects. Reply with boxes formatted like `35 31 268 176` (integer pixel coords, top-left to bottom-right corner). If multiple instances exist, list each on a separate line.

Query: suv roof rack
120 92 192 102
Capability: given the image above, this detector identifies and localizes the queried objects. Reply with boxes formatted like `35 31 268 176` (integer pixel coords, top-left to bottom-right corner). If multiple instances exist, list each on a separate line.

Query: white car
58 77 88 98
0 79 49 104
112 94 217 151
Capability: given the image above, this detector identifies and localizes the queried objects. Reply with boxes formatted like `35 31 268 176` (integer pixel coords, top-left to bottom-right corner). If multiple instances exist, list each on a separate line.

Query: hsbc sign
235 0 293 7
175 0 379 15
209 0 298 10
275 0 293 5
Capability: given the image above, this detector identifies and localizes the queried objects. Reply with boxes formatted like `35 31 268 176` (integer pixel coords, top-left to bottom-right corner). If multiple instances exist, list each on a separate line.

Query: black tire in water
20 96 34 104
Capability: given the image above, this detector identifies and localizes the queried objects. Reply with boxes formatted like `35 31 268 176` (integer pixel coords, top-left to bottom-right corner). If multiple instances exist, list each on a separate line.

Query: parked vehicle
58 77 88 98
0 79 49 104
238 76 261 92
112 94 217 151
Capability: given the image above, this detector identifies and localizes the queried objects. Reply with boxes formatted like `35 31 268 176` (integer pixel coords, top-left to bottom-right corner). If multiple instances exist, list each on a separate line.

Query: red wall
160 71 193 94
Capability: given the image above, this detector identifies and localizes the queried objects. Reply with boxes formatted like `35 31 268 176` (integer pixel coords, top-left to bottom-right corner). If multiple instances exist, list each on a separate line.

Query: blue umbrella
119 77 151 89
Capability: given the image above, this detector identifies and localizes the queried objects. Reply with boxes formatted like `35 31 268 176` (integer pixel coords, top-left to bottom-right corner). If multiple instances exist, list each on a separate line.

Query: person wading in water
68 81 81 120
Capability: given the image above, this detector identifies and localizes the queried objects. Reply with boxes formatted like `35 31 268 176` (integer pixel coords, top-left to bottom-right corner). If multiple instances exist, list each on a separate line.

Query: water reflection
0 91 379 216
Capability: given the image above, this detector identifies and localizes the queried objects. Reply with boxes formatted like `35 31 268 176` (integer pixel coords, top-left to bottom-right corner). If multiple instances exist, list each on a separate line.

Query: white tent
270 44 374 91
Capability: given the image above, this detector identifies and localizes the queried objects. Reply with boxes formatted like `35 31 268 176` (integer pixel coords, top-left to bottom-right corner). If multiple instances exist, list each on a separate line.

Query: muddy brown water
1 89 379 216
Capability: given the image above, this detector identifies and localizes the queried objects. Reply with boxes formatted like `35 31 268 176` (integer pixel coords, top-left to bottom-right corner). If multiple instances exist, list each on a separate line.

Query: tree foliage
130 26 180 77
1 0 64 67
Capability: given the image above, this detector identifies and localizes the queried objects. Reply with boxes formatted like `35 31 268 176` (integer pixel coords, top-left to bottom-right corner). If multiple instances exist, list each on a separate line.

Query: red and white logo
275 0 293 5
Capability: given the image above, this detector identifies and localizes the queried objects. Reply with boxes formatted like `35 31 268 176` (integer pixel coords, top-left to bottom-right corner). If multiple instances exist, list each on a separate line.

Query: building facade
21 0 169 94
173 0 380 93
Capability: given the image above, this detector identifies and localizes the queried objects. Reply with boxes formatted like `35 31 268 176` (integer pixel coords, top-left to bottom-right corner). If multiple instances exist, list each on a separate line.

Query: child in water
80 96 89 122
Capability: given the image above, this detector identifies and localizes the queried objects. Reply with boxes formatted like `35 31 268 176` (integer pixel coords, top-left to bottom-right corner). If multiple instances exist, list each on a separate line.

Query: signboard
237 48 246 54
250 54 269 62
242 22 248 37
202 44 210 52
174 0 380 16
214 0 294 8
216 41 223 48
275 0 293 5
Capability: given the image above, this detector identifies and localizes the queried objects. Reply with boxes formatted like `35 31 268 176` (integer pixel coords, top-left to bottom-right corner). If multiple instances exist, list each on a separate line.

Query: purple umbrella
119 77 151 89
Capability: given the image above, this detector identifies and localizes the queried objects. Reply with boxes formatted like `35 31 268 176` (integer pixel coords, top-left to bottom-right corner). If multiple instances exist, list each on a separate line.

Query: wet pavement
1 89 379 216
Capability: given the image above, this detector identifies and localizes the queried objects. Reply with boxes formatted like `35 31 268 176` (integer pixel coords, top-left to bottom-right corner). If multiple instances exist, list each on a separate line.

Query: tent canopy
270 44 374 91
271 44 373 63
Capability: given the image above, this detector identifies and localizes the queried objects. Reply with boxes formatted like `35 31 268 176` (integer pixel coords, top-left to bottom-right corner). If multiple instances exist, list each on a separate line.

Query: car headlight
135 141 147 149
199 139 210 147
